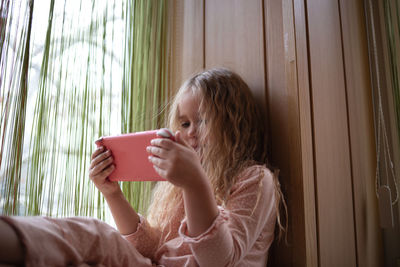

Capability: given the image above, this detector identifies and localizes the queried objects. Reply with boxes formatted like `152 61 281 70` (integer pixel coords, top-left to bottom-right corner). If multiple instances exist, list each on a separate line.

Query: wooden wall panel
169 0 184 95
264 0 315 266
292 0 318 266
204 0 266 104
339 0 384 266
181 0 204 82
306 0 357 266
170 0 204 94
263 0 294 265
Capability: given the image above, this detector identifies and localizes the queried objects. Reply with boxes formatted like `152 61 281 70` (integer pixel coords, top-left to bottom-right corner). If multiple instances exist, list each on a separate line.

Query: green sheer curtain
0 0 169 224
0 0 34 216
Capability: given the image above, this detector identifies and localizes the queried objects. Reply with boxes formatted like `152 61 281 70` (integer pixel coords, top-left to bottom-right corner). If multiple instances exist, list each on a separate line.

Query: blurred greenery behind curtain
0 0 169 224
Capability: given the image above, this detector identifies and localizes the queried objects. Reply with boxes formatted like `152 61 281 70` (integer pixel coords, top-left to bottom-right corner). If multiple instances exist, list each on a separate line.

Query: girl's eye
181 122 190 128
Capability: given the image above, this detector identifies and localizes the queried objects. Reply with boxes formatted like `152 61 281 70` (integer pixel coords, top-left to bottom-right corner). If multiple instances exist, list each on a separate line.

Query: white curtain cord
368 0 399 205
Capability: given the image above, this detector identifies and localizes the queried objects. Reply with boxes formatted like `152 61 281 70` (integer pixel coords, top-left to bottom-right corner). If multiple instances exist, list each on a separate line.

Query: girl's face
177 91 202 151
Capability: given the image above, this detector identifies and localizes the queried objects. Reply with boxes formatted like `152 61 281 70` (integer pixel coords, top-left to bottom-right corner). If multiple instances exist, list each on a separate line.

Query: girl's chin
192 146 199 152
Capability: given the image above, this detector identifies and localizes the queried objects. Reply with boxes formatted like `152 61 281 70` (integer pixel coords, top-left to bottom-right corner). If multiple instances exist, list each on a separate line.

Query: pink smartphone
95 129 175 182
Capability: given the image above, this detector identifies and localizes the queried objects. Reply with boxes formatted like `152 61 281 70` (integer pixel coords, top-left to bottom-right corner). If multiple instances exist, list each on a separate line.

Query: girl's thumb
175 131 188 147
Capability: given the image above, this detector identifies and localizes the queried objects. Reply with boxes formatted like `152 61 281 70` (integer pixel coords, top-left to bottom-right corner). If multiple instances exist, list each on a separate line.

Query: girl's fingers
153 165 166 178
148 156 167 169
146 145 169 159
91 146 105 160
150 138 173 150
91 164 115 183
174 131 190 147
90 150 112 170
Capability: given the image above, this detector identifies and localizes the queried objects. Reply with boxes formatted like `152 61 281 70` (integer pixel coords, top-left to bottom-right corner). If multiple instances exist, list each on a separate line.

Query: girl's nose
188 125 197 137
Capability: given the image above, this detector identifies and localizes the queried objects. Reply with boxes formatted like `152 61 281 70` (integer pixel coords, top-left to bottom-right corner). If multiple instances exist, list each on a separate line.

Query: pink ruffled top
123 165 277 266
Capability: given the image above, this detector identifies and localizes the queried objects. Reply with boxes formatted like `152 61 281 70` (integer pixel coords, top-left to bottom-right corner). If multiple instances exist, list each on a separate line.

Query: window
0 0 169 226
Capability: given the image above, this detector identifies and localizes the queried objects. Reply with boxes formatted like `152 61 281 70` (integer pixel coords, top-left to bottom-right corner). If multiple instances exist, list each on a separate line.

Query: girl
0 68 285 266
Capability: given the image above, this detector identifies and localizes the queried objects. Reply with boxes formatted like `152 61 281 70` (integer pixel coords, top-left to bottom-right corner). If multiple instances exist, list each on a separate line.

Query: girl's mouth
191 143 198 151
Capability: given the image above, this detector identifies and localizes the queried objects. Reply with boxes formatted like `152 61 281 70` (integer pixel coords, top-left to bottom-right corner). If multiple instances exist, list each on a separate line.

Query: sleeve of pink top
178 166 277 267
122 214 162 261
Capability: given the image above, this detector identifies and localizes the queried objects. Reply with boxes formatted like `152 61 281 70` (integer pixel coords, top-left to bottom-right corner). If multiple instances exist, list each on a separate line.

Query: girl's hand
89 146 121 197
147 131 207 190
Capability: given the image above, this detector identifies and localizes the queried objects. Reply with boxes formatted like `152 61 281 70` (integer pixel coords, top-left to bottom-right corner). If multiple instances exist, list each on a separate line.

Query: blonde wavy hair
147 68 287 240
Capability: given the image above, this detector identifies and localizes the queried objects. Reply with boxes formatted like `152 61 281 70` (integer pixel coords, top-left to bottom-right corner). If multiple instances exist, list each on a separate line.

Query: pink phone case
95 129 173 181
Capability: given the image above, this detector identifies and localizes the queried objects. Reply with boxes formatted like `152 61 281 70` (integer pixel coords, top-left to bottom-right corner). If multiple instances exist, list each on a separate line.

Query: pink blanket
2 216 155 266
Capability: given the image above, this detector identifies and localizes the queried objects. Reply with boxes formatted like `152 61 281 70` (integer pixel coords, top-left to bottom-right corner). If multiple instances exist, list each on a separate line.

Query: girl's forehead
177 91 201 116
180 91 201 105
